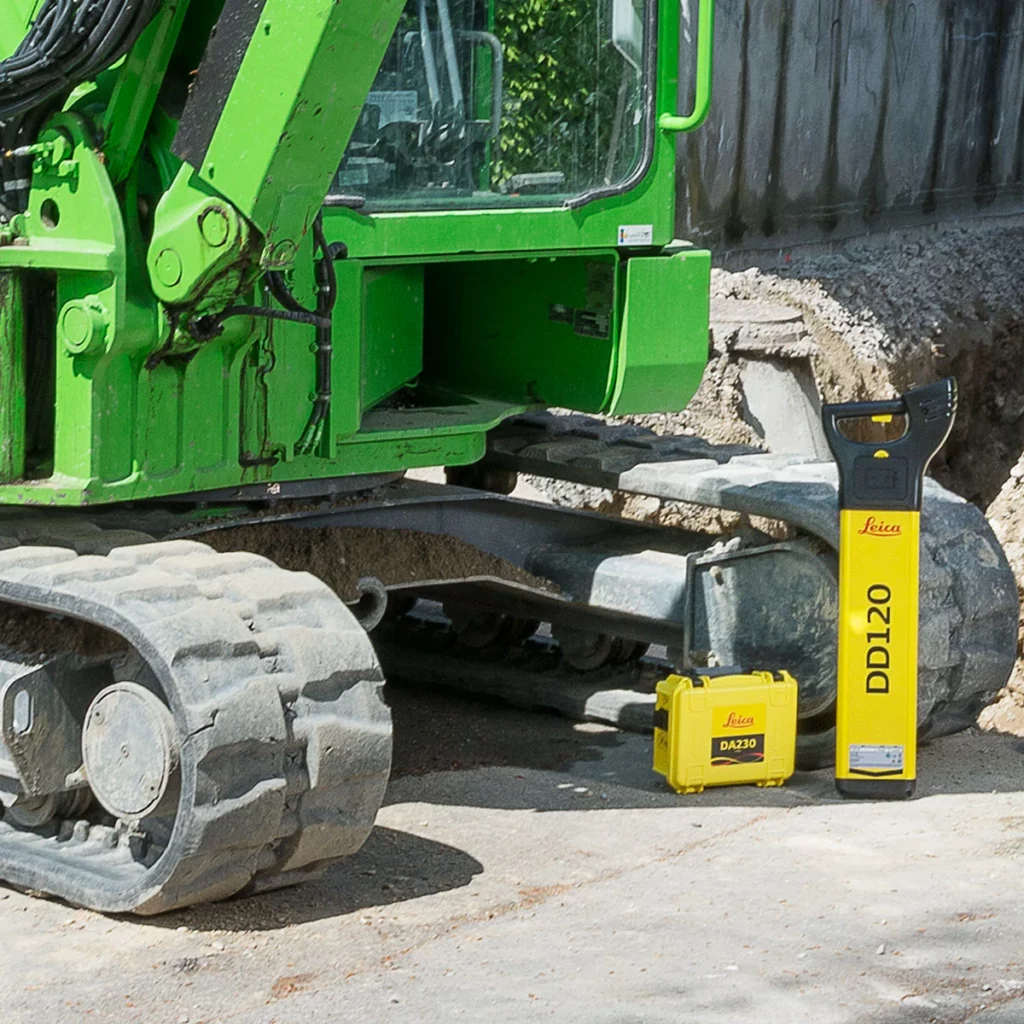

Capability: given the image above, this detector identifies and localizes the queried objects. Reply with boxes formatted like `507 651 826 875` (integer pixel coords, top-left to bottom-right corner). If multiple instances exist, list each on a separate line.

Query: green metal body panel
424 254 621 411
0 274 25 481
0 0 714 507
610 249 711 415
361 266 425 411
0 3 42 56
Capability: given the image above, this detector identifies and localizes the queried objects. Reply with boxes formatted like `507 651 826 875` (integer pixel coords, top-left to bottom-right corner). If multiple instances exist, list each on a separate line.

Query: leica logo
858 515 902 537
723 711 754 729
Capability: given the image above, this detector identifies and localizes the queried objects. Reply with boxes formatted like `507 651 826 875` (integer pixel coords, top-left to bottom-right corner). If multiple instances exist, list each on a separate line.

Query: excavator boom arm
150 0 405 309
0 1 405 312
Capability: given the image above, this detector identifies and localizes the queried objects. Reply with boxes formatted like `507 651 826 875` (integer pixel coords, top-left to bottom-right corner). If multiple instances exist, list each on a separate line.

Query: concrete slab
1 688 1022 1024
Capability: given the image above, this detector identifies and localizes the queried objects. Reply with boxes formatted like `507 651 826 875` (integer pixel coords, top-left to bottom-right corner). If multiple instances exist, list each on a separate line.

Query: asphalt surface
2 684 1024 1024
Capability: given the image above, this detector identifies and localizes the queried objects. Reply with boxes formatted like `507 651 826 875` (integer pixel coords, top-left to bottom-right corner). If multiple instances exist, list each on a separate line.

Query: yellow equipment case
653 670 798 794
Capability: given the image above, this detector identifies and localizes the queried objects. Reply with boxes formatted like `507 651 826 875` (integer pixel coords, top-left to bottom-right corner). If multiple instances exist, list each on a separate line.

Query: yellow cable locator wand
822 378 957 800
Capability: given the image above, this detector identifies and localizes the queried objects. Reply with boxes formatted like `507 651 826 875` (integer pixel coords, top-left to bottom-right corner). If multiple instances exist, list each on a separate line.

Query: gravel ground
1 682 1023 1024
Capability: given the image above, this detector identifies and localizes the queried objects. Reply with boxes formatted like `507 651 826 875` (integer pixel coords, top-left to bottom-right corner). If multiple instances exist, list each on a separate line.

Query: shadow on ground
145 825 482 934
115 686 1024 933
385 681 1024 812
387 681 620 778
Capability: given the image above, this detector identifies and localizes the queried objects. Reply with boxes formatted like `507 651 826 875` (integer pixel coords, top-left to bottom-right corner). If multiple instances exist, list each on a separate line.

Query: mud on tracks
199 524 546 603
0 605 126 661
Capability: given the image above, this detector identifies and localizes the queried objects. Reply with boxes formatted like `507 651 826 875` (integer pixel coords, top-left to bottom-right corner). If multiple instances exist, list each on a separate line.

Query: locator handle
822 378 957 512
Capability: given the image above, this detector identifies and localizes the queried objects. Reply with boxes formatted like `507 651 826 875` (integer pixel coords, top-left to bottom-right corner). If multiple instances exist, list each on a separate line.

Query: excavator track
476 412 1019 746
0 517 390 915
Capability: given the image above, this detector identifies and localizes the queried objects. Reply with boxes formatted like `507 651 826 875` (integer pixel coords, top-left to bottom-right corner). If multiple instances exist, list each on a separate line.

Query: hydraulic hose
191 214 341 458
296 214 339 456
0 0 164 214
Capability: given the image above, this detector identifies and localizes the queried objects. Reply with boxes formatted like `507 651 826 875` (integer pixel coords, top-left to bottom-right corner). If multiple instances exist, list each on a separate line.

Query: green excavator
0 0 1014 914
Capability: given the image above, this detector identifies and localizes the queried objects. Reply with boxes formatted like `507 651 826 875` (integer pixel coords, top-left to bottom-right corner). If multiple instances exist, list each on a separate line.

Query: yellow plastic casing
652 670 798 794
835 508 920 785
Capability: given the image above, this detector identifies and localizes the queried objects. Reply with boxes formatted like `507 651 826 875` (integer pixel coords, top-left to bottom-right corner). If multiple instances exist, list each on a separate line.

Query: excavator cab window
332 0 652 210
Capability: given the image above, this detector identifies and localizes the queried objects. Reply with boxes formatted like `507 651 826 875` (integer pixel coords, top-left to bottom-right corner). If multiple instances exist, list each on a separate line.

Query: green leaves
492 0 641 192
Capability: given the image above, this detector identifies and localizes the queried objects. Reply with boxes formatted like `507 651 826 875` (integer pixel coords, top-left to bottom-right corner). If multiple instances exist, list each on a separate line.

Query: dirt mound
545 220 1024 732
704 224 1024 506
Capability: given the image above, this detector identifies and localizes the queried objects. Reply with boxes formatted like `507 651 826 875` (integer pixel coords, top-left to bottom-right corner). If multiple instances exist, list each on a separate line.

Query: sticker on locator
849 744 904 771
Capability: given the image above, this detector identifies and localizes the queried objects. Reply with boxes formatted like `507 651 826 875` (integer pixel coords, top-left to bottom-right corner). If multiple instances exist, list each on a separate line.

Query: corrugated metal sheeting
677 0 1024 246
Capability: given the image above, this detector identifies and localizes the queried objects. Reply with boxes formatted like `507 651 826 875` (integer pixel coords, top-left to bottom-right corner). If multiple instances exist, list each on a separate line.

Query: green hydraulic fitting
60 298 110 356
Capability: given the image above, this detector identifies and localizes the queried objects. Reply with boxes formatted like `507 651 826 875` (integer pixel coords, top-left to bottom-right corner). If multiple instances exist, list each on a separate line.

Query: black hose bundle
190 214 343 456
0 0 164 215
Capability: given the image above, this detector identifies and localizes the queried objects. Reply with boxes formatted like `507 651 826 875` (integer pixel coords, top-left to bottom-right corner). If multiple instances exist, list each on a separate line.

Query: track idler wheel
82 683 180 821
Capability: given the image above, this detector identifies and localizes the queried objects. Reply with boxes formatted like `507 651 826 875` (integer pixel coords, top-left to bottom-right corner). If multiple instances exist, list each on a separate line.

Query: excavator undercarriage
0 412 1015 912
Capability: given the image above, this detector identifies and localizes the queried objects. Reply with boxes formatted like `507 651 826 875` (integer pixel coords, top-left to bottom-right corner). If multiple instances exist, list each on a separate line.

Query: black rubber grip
836 778 917 800
822 378 957 511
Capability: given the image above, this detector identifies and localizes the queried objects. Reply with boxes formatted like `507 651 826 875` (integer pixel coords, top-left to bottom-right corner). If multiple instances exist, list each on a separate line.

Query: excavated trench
882 321 1024 732
926 320 1024 509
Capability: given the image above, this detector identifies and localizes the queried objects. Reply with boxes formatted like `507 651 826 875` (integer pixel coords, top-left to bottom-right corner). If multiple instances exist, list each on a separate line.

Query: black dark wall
677 0 1024 247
